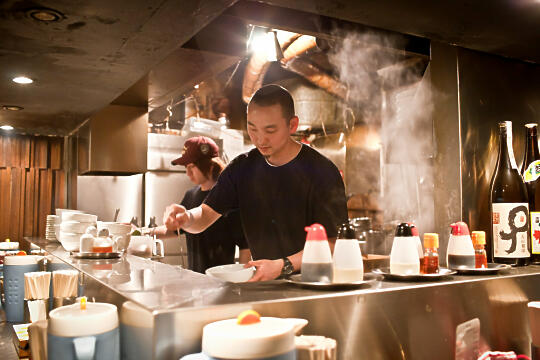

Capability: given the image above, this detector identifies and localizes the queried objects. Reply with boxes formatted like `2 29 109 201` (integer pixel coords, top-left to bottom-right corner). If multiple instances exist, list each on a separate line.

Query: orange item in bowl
237 310 261 325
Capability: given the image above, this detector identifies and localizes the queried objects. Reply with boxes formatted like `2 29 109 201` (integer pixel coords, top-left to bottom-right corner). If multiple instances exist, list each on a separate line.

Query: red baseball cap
171 136 219 166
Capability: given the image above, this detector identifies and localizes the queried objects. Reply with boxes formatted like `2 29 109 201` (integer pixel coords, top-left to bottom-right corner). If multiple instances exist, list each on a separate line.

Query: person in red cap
153 136 251 273
164 85 348 281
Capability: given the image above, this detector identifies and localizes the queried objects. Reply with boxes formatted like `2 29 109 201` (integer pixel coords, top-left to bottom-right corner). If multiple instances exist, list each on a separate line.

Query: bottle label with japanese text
492 203 530 258
530 211 540 254
523 160 540 183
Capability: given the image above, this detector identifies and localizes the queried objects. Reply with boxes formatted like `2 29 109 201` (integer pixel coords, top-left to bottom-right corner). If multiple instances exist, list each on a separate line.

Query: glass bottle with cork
472 231 488 268
421 233 439 274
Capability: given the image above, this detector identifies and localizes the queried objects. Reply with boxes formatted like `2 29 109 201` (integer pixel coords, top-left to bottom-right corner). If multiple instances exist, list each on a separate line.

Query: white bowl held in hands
205 264 255 283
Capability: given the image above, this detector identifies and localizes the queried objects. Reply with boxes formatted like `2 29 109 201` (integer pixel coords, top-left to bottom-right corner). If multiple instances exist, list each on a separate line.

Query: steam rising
328 32 436 244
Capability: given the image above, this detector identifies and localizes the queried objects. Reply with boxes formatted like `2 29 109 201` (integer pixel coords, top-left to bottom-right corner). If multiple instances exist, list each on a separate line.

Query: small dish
70 251 122 259
205 264 255 283
453 263 511 275
285 273 378 290
372 267 456 281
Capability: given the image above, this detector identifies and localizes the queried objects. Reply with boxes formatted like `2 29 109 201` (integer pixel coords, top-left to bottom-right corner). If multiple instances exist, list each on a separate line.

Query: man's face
247 103 297 158
185 163 208 185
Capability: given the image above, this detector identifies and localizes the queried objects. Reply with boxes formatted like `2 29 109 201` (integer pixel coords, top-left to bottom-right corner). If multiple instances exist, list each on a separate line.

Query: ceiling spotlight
2 105 23 111
194 84 199 89
13 76 33 84
27 8 64 22
0 125 14 131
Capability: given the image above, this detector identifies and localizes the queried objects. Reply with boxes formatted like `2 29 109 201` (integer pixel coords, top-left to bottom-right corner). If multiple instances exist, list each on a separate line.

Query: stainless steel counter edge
26 237 540 312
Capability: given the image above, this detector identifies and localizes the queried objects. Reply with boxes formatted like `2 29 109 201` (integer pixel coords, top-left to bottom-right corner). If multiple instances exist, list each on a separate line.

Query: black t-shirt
205 144 348 260
181 186 248 273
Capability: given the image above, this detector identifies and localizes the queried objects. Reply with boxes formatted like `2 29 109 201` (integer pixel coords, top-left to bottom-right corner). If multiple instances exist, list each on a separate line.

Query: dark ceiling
0 0 538 136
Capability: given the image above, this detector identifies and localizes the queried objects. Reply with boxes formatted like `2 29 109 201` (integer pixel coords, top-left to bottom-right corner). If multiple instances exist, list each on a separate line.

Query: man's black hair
249 84 295 121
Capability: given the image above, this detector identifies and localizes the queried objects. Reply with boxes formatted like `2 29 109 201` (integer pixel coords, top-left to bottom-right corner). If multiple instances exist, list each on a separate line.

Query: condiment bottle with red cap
301 223 333 283
446 221 475 269
409 223 424 264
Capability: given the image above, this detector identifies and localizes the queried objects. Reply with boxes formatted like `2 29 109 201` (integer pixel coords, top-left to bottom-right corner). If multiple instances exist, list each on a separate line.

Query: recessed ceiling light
0 125 14 131
27 8 64 22
13 76 33 84
2 105 23 111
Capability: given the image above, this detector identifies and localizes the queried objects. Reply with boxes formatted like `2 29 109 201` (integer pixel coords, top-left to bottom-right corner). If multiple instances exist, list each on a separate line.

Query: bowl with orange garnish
180 310 308 360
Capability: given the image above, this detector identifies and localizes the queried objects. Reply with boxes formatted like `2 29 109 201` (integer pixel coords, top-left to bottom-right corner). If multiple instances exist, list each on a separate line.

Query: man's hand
246 259 283 282
163 204 189 231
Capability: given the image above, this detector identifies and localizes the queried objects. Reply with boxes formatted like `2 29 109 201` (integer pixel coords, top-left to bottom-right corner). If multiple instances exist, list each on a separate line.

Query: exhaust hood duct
276 77 344 132
77 105 148 174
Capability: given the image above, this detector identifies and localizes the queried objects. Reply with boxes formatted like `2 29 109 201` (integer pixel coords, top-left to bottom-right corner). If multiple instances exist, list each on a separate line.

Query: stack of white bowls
54 209 83 242
97 222 132 252
59 211 97 251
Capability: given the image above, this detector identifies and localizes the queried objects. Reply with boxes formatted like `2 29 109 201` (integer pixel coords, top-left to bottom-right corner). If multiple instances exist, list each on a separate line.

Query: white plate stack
46 215 58 242
58 211 97 252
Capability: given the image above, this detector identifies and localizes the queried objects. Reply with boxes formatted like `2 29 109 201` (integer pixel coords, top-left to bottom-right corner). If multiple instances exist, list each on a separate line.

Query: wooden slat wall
0 134 66 243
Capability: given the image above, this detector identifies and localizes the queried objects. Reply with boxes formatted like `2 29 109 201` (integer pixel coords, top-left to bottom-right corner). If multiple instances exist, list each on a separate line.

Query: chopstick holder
52 270 79 309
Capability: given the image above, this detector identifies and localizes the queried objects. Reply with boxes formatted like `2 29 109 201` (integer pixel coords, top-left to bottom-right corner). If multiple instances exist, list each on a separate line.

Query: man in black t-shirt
164 85 348 281
153 136 250 273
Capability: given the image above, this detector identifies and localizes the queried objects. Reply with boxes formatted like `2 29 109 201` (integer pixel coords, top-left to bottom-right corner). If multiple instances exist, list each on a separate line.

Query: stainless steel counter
26 238 540 359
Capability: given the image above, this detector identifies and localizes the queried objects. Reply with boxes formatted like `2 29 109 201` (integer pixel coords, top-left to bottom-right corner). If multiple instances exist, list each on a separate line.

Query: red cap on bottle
408 222 419 236
450 221 470 236
305 223 328 241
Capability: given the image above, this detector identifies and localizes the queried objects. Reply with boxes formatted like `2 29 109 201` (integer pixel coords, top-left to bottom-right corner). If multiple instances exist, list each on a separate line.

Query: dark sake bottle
489 121 530 266
521 123 540 264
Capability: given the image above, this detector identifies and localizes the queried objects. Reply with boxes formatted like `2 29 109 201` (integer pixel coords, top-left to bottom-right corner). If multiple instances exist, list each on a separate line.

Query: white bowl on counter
98 222 132 252
60 221 95 234
55 209 83 222
61 212 97 223
98 222 131 234
58 232 81 251
205 264 255 283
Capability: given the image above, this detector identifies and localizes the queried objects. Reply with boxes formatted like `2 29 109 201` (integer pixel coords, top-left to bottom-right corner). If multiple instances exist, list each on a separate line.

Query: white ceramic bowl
55 209 83 223
59 232 81 251
205 264 255 283
60 221 95 234
98 222 131 234
62 212 97 223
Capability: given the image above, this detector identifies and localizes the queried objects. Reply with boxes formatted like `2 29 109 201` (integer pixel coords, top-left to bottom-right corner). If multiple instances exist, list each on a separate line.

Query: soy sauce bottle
490 121 530 266
301 224 333 283
521 123 540 264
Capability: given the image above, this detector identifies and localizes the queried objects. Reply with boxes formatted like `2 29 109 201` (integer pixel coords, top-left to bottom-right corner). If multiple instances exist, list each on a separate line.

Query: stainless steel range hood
76 105 148 174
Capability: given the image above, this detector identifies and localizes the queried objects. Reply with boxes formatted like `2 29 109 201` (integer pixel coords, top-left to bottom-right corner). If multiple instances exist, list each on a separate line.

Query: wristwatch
280 257 295 277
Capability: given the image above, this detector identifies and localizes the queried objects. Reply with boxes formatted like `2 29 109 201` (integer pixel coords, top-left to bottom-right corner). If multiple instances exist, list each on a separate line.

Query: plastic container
390 223 420 275
333 222 364 283
301 224 333 283
48 301 120 360
446 222 475 269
